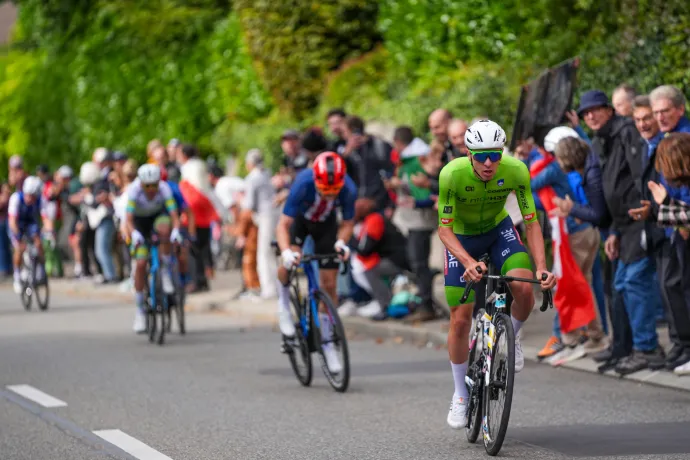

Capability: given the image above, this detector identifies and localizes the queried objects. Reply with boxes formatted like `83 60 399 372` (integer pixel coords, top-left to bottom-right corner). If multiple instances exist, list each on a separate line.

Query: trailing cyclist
275 152 357 373
436 120 556 429
8 176 48 294
125 164 183 333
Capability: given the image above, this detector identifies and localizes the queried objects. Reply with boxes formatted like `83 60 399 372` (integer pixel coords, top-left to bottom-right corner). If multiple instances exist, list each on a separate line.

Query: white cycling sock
451 361 469 400
135 291 145 311
511 316 524 336
278 284 290 313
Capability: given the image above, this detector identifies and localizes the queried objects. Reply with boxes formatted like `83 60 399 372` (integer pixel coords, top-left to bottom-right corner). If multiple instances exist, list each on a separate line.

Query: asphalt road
1 287 690 460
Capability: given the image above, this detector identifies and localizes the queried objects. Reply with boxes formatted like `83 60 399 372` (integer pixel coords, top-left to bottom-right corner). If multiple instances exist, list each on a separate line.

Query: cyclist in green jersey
437 120 556 429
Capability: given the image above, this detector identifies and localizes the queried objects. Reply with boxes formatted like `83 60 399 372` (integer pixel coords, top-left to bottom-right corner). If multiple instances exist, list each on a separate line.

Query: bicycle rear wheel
466 309 486 443
286 285 312 386
482 312 515 456
313 290 350 393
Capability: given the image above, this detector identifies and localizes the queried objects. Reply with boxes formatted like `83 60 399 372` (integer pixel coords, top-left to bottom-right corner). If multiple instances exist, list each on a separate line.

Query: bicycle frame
294 259 322 342
149 244 161 310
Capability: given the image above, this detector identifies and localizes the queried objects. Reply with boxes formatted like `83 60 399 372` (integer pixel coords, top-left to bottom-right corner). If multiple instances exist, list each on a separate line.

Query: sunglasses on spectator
470 150 503 163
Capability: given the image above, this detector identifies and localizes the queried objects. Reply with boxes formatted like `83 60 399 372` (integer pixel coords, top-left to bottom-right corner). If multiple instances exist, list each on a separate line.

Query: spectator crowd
1 82 689 378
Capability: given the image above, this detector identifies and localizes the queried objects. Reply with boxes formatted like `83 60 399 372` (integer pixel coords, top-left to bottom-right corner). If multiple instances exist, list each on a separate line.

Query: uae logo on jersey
497 179 504 186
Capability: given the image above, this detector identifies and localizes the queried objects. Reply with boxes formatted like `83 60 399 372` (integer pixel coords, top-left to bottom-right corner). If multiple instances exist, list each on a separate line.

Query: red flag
530 156 596 333
179 180 220 228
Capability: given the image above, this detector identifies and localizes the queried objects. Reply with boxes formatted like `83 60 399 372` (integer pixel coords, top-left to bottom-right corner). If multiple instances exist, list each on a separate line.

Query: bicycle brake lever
538 274 554 312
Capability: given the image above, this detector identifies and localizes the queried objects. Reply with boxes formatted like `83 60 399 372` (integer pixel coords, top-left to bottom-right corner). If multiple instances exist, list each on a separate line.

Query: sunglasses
470 150 503 163
143 183 159 190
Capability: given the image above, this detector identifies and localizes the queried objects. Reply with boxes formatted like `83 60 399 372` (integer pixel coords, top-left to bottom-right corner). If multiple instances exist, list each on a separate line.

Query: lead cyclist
436 120 557 429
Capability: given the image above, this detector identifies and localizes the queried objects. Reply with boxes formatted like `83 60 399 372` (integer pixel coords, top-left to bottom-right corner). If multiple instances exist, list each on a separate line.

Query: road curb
342 316 690 393
47 280 690 393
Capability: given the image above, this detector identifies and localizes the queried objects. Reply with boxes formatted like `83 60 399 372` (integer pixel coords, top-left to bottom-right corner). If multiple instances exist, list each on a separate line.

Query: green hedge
235 0 379 120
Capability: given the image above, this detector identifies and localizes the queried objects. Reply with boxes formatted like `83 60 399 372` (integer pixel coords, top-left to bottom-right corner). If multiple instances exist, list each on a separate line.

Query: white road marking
93 429 173 460
6 384 67 408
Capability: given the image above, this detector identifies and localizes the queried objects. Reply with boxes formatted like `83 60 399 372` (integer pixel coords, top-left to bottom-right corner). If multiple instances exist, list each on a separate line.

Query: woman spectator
76 162 102 280
530 126 608 363
114 159 139 283
648 132 690 376
552 136 611 339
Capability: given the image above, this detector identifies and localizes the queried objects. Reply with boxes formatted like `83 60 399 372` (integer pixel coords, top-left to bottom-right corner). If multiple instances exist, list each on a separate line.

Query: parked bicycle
461 255 553 456
273 242 351 393
18 239 49 311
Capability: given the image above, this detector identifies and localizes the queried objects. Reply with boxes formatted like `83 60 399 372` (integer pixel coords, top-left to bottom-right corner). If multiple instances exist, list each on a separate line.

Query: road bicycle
143 237 185 345
462 255 553 456
274 242 351 392
18 239 49 311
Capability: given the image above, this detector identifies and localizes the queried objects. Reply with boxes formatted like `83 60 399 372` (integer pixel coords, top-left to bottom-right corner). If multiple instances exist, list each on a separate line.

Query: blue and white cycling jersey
8 191 47 240
282 169 357 223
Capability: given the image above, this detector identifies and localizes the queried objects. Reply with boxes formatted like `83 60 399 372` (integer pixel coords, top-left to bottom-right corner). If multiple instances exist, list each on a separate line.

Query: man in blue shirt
646 85 690 374
275 152 357 374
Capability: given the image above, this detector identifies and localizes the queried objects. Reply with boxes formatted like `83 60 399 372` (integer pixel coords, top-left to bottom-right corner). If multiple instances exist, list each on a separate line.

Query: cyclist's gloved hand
334 239 350 261
131 230 145 247
281 249 300 269
170 227 183 244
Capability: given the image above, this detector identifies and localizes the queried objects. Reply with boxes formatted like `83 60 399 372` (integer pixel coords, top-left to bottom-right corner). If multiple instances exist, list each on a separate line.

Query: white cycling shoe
514 333 524 373
13 279 22 295
322 344 343 374
133 310 147 334
278 309 296 337
447 396 468 429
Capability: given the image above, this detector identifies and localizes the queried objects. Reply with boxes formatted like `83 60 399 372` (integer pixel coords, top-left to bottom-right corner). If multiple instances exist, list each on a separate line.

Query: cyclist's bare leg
12 241 25 272
277 246 302 336
448 303 474 364
155 222 171 257
134 259 147 292
32 235 44 261
506 268 535 331
318 268 338 313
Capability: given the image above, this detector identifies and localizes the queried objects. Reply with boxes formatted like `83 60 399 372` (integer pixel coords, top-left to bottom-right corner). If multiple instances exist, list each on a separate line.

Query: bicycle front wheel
466 309 486 443
286 286 312 387
34 263 49 311
313 290 350 393
482 312 515 456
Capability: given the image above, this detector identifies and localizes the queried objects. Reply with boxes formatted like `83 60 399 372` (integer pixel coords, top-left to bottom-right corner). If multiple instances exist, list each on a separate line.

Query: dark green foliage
234 0 379 120
0 2 271 175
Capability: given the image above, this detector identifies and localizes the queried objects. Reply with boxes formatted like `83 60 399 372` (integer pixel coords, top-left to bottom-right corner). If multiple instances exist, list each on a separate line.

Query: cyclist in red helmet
276 151 357 373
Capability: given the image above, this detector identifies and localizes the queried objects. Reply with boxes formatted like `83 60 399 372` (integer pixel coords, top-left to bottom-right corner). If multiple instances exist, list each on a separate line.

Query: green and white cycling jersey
437 155 538 235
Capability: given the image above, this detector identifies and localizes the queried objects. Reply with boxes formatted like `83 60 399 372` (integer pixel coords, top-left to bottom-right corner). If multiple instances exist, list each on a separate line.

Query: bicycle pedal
280 343 293 354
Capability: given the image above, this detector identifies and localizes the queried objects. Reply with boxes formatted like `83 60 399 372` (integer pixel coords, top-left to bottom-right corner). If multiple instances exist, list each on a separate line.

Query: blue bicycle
274 242 351 392
145 236 185 345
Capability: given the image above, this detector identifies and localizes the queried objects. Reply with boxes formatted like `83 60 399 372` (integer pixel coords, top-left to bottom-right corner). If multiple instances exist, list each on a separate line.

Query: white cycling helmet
79 161 100 186
544 126 579 153
57 165 73 178
464 119 507 151
22 176 43 196
138 163 161 185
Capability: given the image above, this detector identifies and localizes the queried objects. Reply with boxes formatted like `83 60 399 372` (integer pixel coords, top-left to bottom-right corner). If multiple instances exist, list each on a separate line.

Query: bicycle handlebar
459 265 554 312
271 241 349 275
